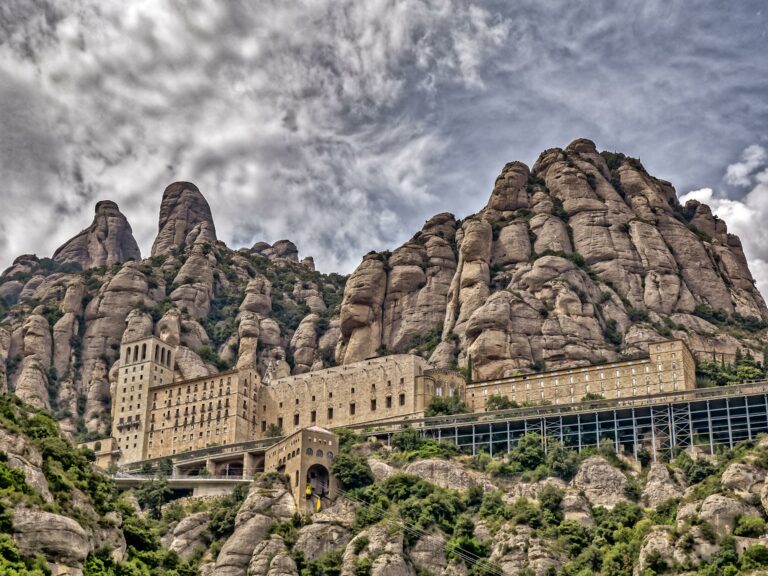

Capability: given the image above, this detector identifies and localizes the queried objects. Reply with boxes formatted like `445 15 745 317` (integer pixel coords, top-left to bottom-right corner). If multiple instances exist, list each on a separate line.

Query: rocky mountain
1 140 767 438
338 138 768 379
52 200 141 271
151 181 217 257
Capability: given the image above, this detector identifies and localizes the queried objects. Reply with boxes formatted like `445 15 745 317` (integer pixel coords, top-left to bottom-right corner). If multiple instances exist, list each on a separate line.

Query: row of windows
124 342 173 367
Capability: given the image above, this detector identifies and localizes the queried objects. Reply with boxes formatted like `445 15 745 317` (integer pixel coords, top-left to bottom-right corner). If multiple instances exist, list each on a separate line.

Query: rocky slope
1 139 767 437
116 427 768 575
6 386 768 576
338 139 768 378
0 182 345 437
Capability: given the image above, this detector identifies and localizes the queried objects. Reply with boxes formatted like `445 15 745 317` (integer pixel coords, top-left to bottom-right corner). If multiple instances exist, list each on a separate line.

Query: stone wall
466 340 695 410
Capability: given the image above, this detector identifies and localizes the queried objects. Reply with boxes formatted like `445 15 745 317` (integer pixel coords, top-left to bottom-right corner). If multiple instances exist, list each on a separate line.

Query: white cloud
2 1 768 276
0 0 511 272
681 147 768 298
725 144 767 187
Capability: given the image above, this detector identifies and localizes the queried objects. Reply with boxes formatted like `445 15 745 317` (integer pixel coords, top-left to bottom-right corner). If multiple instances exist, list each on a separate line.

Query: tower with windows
111 336 176 463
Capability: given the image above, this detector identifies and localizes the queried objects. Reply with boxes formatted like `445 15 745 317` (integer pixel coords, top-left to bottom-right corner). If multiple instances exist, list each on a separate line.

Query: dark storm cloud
0 0 767 285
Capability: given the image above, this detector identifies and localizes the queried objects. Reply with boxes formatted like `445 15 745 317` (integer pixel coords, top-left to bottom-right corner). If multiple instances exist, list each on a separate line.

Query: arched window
141 343 147 361
326 451 334 460
306 448 314 456
316 449 324 458
155 344 159 361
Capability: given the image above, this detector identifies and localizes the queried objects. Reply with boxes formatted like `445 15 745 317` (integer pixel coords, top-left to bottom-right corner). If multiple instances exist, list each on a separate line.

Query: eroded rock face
53 200 141 270
151 182 217 257
341 524 416 576
13 508 91 572
253 240 300 262
410 530 467 576
294 522 351 562
721 460 765 497
572 456 628 509
642 463 684 508
163 511 211 560
490 524 567 576
404 459 495 492
636 527 675 576
13 313 52 410
336 137 768 374
212 476 296 576
248 535 298 576
337 254 388 364
698 494 751 536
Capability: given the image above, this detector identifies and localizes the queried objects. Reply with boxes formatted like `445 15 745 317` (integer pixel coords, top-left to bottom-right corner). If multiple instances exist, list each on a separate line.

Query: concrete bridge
112 472 252 497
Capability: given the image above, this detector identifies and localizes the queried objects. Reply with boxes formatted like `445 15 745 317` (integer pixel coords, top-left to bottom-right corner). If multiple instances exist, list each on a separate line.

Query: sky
1 2 767 291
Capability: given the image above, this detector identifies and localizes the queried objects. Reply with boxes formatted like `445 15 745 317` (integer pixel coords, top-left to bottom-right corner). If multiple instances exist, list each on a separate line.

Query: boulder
642 463 683 508
490 523 567 576
572 456 628 509
294 522 352 561
13 507 91 571
341 523 415 576
404 459 495 492
164 511 211 560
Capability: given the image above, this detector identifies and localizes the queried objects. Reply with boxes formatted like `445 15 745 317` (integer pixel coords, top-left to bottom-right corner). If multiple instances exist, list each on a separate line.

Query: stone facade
466 339 695 410
110 336 693 466
264 427 339 512
111 340 463 465
111 337 176 463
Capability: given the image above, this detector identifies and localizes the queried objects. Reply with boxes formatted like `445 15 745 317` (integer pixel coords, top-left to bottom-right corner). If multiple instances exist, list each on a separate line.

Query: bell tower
112 336 176 464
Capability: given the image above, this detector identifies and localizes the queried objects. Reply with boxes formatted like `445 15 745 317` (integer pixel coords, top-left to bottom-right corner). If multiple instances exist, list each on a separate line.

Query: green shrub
509 433 545 471
485 394 519 411
426 395 468 417
208 484 249 541
741 544 768 570
331 453 374 490
734 515 766 537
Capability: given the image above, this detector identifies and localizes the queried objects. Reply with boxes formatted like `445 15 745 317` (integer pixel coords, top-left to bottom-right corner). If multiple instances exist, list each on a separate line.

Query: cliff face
0 182 345 436
337 139 768 379
0 138 766 435
151 181 217 257
52 200 141 270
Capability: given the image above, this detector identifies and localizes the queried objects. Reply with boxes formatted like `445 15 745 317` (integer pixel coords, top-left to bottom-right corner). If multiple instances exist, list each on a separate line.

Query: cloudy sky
1 2 767 288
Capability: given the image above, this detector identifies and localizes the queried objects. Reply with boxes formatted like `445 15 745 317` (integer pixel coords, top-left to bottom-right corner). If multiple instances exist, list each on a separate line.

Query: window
317 449 323 457
371 399 377 411
261 421 266 432
399 393 405 406
328 407 334 420
386 396 392 409
311 410 317 423
277 417 283 429
327 451 334 460
293 413 299 426
350 403 356 416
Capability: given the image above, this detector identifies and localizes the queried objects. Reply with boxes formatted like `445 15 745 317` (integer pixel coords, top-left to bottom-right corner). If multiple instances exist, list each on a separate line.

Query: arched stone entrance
306 463 330 497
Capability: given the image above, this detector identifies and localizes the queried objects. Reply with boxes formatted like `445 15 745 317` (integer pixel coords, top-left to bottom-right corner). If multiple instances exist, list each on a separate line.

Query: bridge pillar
244 453 258 479
206 459 216 475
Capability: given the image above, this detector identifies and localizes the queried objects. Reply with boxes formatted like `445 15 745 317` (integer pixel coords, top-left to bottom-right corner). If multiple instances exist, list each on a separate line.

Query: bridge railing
113 473 251 481
123 436 278 472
